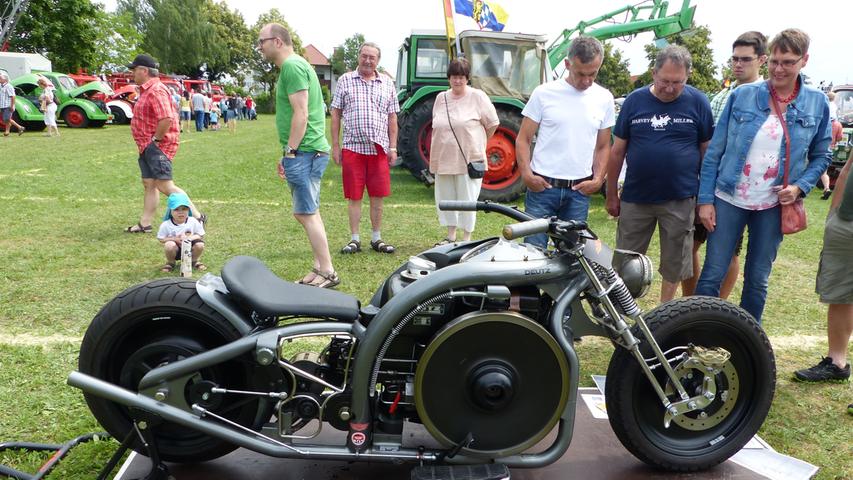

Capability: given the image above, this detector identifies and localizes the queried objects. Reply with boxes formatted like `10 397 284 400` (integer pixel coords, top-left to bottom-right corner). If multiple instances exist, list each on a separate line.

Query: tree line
8 0 724 97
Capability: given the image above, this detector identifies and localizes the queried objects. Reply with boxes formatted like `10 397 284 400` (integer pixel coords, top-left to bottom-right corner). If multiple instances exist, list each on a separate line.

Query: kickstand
437 432 474 462
97 408 171 480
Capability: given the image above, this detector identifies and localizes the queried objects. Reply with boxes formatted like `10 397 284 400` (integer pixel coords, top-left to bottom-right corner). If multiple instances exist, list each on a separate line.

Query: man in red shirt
126 54 204 233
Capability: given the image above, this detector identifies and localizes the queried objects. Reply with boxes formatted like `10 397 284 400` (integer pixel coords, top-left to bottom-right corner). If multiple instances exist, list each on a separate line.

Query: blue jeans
282 151 329 214
523 187 590 248
695 198 783 324
194 110 204 131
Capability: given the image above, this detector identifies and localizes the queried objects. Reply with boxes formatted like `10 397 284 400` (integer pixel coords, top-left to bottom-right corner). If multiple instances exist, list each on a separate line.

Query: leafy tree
116 0 153 33
596 42 633 97
330 33 365 75
9 0 105 72
90 11 144 72
633 25 719 94
143 0 224 76
203 0 252 81
248 9 304 94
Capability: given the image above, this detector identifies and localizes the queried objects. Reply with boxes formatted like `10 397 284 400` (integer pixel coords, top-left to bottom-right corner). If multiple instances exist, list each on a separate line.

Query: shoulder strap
444 93 468 164
769 94 792 188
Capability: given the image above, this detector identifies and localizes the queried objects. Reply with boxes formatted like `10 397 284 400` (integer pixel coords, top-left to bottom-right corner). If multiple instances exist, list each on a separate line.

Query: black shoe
821 190 832 200
794 357 850 382
848 403 853 416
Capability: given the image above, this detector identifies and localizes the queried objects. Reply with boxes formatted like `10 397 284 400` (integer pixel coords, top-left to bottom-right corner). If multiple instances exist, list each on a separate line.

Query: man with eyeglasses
606 45 714 303
257 23 338 289
683 32 768 299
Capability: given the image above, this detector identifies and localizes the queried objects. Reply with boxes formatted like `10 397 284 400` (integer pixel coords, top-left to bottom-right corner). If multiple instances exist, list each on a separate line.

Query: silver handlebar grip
438 200 478 211
502 218 551 240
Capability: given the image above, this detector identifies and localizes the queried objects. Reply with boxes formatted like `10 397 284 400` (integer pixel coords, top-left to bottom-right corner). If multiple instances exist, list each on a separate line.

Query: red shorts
341 146 391 200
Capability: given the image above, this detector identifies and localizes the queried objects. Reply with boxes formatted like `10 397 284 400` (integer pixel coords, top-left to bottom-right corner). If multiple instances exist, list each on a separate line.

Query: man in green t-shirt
258 23 338 288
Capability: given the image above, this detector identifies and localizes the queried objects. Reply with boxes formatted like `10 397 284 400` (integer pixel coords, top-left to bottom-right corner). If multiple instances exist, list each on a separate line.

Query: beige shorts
815 210 853 304
616 198 695 283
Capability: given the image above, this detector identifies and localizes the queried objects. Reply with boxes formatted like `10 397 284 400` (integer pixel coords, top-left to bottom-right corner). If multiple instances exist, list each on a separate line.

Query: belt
535 173 593 189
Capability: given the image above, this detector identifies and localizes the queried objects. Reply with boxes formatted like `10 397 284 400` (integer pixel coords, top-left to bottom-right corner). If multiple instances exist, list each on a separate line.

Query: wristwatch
389 147 397 152
152 136 161 143
285 145 297 157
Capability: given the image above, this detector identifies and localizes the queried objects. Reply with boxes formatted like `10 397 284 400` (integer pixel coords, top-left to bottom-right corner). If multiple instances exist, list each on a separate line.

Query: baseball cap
127 54 159 69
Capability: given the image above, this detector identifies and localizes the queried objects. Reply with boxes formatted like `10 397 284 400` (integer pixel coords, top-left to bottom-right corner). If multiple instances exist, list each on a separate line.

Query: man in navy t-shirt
605 45 714 303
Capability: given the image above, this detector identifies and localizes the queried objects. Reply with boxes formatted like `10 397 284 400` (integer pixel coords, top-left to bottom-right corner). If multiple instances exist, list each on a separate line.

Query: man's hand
605 195 620 217
572 178 603 196
332 145 342 166
699 204 716 232
277 161 286 181
523 173 551 193
388 149 398 166
772 184 802 205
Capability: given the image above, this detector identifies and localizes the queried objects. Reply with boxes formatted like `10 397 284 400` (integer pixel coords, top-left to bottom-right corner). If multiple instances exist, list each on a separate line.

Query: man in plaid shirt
331 42 401 254
126 54 204 233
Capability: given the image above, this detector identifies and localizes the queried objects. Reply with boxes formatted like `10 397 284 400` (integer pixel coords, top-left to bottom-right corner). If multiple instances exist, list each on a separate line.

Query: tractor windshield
836 89 853 126
462 36 544 100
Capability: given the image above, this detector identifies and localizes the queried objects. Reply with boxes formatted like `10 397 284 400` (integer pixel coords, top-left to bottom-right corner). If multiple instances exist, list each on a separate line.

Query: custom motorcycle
68 201 775 478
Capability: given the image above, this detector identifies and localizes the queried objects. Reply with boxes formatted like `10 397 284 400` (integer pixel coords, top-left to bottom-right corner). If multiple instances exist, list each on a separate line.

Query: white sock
372 231 382 242
351 233 360 243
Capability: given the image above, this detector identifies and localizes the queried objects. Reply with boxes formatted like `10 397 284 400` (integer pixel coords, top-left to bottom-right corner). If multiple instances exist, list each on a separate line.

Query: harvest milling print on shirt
631 113 695 131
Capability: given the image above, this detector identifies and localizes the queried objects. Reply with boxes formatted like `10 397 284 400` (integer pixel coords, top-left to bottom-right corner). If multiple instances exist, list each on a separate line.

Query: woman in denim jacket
695 29 831 324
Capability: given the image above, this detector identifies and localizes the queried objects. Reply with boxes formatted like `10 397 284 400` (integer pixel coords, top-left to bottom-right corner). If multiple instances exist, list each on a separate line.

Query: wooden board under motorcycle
68 201 775 474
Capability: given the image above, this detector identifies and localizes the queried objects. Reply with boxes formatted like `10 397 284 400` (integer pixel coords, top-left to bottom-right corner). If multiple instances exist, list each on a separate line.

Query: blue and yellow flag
453 0 509 31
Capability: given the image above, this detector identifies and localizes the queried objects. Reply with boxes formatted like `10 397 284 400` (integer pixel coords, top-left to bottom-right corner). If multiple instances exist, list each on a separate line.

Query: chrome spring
593 263 640 317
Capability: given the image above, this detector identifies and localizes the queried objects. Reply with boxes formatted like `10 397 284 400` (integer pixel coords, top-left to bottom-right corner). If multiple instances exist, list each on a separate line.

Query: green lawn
0 116 850 478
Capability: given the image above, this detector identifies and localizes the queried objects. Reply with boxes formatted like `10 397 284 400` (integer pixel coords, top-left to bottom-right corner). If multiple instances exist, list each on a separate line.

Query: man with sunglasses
606 45 714 303
257 23 338 289
683 32 768 299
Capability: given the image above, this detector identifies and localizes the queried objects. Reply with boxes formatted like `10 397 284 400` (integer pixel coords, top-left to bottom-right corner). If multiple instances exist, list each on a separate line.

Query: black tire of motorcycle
604 296 775 472
78 278 257 463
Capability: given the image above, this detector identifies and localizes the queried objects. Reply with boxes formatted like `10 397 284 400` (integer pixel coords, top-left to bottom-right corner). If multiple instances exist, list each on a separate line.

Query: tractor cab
457 30 548 101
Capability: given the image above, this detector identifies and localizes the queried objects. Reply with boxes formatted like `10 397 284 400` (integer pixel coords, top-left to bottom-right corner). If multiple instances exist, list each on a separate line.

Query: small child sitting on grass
157 193 206 273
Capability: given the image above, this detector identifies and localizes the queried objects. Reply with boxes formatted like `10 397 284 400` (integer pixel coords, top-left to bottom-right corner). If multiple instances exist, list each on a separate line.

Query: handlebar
502 218 550 240
438 200 533 222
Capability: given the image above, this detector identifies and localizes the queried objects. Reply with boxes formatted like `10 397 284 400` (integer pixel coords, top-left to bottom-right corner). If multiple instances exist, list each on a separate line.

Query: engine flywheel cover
414 311 570 457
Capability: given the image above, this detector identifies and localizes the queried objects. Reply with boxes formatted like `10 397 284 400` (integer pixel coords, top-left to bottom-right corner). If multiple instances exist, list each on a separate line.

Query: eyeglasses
768 57 802 70
257 37 276 47
730 56 757 64
654 78 686 89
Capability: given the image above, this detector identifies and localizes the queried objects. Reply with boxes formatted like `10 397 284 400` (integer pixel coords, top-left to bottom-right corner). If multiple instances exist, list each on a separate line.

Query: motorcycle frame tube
138 322 358 390
196 274 254 335
68 372 440 462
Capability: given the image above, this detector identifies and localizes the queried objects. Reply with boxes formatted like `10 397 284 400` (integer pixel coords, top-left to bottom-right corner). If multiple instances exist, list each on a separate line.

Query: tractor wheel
399 97 435 183
62 106 89 128
480 108 525 202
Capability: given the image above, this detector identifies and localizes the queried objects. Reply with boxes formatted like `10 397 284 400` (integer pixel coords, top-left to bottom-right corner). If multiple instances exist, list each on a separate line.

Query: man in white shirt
515 36 615 248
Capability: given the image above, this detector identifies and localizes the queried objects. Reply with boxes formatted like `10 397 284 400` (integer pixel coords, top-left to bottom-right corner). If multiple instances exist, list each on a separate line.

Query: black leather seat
221 256 360 321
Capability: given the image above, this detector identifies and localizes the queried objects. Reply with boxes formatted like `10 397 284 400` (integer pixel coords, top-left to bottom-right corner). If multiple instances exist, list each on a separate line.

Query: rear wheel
481 108 524 202
400 97 434 183
62 106 89 128
605 297 775 471
79 278 261 463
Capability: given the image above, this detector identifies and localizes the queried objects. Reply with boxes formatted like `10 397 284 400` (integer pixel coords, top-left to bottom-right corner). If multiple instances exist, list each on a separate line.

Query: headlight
612 250 653 299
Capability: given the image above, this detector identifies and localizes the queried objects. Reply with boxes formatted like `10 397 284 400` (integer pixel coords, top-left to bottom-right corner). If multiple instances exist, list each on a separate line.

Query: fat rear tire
400 97 435 183
605 296 775 471
79 278 258 463
479 108 524 202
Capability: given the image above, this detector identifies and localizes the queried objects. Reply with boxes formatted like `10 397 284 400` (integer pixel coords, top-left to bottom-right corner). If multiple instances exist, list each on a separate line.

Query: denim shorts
138 142 173 180
180 110 191 121
1 107 12 123
282 151 329 214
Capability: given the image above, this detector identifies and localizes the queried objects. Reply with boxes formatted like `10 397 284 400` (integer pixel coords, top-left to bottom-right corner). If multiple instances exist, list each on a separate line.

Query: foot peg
410 464 510 480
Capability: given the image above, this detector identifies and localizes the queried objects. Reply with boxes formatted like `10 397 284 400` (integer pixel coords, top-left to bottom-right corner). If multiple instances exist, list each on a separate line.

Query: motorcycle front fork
575 255 714 427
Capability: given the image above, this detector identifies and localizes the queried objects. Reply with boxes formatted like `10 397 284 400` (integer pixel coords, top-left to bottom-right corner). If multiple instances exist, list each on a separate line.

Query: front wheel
605 296 775 471
62 106 89 128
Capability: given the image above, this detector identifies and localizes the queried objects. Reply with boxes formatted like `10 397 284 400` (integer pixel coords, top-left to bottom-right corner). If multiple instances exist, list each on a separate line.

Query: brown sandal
306 270 340 289
193 262 207 271
296 268 321 285
126 222 152 233
161 263 176 273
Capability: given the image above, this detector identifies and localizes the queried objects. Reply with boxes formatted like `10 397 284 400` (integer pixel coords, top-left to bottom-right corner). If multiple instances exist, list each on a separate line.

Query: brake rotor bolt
137 421 147 430
688 401 697 410
699 411 708 419
154 390 167 401
668 406 678 415
704 391 714 400
687 373 693 379
720 391 729 401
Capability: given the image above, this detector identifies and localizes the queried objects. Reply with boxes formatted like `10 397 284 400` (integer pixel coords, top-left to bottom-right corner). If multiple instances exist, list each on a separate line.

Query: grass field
0 116 850 479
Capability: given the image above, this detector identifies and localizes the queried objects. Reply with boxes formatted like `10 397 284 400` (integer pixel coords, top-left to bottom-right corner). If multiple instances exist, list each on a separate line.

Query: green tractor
395 0 696 202
828 85 853 189
13 72 112 128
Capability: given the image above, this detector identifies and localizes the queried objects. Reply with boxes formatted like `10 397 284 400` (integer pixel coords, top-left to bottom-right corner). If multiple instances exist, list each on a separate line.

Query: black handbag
445 94 486 179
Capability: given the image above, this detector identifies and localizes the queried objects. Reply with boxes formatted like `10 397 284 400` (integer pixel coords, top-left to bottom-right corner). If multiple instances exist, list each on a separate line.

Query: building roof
304 44 330 67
